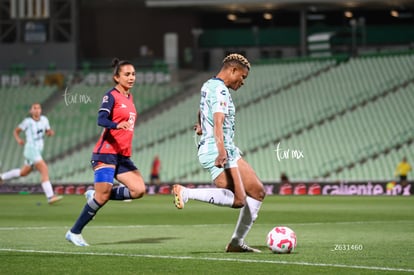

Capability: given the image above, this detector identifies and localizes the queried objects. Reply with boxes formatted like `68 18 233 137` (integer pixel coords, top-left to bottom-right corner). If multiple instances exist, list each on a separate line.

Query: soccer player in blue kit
65 58 146 246
173 53 265 252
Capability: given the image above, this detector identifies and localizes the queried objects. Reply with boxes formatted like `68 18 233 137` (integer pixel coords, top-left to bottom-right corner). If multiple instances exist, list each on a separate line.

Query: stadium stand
38 58 336 183
240 53 414 181
0 81 182 183
1 51 413 184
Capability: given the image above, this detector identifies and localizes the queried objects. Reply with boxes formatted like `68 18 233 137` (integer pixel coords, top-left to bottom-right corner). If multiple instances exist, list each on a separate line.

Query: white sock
41 181 54 199
230 196 262 246
186 188 234 207
1 168 21 181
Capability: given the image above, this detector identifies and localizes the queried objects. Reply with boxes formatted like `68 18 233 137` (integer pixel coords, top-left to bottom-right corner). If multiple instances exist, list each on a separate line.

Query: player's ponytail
111 58 133 84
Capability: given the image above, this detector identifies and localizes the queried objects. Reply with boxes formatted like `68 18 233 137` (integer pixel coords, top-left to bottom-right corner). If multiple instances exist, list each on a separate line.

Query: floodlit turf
0 194 413 274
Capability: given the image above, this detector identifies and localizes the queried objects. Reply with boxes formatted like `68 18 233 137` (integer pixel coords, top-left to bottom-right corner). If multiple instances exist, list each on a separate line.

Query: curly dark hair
222 53 251 71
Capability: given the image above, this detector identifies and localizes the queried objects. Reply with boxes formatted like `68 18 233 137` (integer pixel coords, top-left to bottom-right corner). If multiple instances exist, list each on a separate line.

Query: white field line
0 220 411 231
0 248 413 273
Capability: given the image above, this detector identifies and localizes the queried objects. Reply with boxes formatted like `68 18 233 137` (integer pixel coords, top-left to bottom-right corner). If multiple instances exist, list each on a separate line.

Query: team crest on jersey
220 101 227 107
102 95 109 103
128 112 136 131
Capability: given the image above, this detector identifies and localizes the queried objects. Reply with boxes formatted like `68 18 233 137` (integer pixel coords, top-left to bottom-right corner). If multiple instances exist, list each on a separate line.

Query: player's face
114 65 136 91
30 104 42 119
228 66 249 91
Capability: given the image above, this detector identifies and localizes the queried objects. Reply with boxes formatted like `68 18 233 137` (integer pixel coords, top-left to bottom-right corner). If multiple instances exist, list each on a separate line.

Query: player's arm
44 117 54 137
97 93 129 130
13 127 25 146
193 109 202 135
213 112 227 168
45 129 55 137
45 129 55 136
98 111 118 129
98 112 130 130
214 113 246 208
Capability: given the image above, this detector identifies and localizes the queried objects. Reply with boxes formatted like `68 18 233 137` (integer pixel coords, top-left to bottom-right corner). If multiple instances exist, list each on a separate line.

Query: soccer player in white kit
0 103 62 204
173 53 265 252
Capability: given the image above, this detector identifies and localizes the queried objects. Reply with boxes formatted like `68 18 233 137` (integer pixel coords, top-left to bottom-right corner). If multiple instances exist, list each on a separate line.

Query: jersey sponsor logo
220 90 226 95
120 103 127 108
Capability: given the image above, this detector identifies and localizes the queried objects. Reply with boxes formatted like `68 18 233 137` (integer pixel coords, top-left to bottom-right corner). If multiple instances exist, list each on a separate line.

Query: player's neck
115 85 130 97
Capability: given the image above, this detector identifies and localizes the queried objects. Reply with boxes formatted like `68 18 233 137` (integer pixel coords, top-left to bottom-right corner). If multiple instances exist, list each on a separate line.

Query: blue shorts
91 153 138 175
198 146 241 180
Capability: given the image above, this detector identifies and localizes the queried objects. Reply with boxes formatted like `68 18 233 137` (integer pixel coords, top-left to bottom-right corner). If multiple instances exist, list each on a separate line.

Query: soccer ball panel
266 226 297 253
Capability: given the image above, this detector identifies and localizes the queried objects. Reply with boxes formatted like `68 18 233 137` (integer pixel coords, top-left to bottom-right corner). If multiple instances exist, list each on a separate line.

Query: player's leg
115 169 146 200
110 157 145 200
66 164 114 246
399 176 407 195
33 159 62 203
173 148 245 209
85 159 146 201
0 168 21 182
226 157 265 252
238 159 266 202
19 164 33 177
173 168 244 209
13 144 37 179
0 164 32 182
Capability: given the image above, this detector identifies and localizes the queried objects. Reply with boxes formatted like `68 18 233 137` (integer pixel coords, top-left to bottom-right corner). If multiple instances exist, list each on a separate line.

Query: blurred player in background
0 103 62 204
173 53 265 252
148 155 161 194
65 58 146 246
394 156 411 195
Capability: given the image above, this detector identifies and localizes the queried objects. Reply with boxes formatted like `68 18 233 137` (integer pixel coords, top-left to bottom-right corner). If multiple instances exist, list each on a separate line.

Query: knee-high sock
230 196 262 246
186 188 234 207
70 199 103 234
1 168 21 181
41 181 54 198
110 185 131 200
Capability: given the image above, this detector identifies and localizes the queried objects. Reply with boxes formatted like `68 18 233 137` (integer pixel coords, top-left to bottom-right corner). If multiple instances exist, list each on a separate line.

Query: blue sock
71 199 102 234
110 186 131 200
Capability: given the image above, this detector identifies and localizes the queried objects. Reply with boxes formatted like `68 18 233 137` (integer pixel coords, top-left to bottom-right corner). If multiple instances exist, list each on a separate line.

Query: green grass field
0 194 413 274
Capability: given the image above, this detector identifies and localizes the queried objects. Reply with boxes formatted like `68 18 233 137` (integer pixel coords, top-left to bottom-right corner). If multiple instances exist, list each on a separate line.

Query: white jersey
198 77 236 154
18 115 50 151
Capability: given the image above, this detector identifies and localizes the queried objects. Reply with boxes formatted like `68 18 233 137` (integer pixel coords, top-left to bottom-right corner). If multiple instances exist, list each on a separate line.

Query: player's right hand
193 123 202 136
215 153 227 168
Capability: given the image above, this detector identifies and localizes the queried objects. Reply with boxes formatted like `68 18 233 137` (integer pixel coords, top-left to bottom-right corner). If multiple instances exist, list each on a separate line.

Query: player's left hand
46 129 55 136
117 121 131 130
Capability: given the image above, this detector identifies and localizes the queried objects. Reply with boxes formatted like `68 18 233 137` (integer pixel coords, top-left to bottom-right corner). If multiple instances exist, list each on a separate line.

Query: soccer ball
266 226 297 254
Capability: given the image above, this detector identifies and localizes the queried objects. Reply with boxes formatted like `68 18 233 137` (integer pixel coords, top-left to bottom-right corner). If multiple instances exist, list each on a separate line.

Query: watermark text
63 87 92 106
274 142 304 162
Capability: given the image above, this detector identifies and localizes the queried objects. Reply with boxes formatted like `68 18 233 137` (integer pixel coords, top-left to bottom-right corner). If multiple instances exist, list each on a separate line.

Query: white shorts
198 146 241 180
23 144 43 166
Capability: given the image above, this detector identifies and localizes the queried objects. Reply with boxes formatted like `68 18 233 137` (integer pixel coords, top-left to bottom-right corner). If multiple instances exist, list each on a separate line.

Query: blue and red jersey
93 88 137 157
